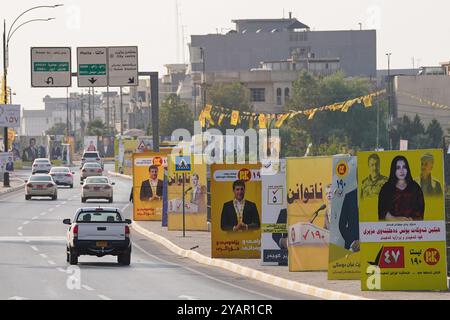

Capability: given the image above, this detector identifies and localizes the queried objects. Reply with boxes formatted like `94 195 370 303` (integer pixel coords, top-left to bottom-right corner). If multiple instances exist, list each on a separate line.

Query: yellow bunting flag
363 95 373 108
218 114 225 126
341 99 356 113
230 110 240 126
259 114 267 129
274 113 289 128
307 109 317 120
199 111 206 128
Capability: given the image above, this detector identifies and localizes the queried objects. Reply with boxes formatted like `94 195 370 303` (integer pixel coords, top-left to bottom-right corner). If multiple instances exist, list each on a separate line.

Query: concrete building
189 16 376 78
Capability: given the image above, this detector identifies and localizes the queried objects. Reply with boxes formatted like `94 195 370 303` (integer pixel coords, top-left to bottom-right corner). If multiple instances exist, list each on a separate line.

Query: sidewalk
0 177 25 195
133 220 450 300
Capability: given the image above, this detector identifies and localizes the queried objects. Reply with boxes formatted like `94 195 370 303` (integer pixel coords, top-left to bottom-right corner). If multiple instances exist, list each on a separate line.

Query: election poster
97 136 115 160
133 151 170 221
358 150 447 291
286 157 333 271
122 140 139 176
19 136 48 164
211 164 262 259
261 160 288 266
167 154 208 231
328 155 360 280
84 136 98 152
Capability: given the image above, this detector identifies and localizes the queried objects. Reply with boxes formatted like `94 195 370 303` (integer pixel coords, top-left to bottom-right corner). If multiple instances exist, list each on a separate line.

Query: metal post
182 172 186 238
120 87 124 135
66 87 70 137
201 48 206 111
376 92 380 150
88 87 91 123
80 93 85 145
3 20 10 187
150 73 159 152
107 86 110 133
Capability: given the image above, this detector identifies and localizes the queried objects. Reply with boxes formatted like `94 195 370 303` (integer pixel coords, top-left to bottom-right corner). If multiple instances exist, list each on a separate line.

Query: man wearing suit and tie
338 189 360 252
140 165 164 202
221 180 260 232
98 136 114 158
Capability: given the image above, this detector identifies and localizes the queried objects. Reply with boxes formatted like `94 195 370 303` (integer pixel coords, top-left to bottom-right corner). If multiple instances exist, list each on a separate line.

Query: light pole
386 52 392 150
200 47 206 115
2 4 61 187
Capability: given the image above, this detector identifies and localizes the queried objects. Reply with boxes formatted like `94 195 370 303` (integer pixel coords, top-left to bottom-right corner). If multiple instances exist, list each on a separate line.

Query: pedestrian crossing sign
174 155 192 173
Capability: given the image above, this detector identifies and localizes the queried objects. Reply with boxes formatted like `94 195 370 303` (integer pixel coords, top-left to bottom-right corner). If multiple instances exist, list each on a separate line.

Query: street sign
31 47 72 87
77 47 108 87
174 155 192 173
0 105 20 128
108 46 138 87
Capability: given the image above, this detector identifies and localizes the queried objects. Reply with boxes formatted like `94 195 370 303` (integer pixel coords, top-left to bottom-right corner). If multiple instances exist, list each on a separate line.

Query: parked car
32 158 52 174
80 162 103 182
81 176 115 203
25 174 58 200
81 151 103 169
63 207 132 265
50 167 75 188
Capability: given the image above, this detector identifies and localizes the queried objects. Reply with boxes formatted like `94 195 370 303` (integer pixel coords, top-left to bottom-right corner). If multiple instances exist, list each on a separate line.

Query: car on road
50 167 75 188
63 207 132 265
32 158 52 174
25 174 58 201
81 151 103 169
81 176 115 203
80 162 103 182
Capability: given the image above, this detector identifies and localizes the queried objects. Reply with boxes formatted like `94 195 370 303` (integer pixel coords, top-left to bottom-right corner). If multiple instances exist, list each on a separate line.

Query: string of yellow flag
397 91 450 111
199 89 386 129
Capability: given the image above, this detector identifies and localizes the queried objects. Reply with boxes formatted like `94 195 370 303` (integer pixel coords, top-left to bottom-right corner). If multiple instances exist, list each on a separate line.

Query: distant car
81 151 103 169
32 158 52 174
50 167 75 188
80 162 103 182
63 207 132 265
81 176 115 203
25 174 58 201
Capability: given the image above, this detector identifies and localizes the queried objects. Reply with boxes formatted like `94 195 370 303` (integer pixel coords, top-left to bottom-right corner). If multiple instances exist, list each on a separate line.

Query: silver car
32 158 52 174
81 151 103 169
25 174 58 201
80 162 103 182
50 167 75 188
81 176 115 203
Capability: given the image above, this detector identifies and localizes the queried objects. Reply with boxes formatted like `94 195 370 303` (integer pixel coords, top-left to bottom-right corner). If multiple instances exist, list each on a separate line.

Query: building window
289 31 308 42
285 88 290 101
250 88 265 102
276 88 282 105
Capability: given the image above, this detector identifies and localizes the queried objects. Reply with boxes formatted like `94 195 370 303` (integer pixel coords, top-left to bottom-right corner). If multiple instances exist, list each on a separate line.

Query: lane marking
133 243 280 301
48 208 54 212
179 295 200 300
62 202 67 205
40 212 47 216
48 260 56 265
56 205 61 208
23 221 30 225
39 254 48 259
31 246 39 252
98 294 112 300
57 267 66 273
17 226 23 231
0 236 65 242
17 232 23 237
82 285 95 292
32 216 38 220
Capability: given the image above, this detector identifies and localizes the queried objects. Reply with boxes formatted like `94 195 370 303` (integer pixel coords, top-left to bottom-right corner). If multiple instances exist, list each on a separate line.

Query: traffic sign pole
182 173 186 238
3 20 10 187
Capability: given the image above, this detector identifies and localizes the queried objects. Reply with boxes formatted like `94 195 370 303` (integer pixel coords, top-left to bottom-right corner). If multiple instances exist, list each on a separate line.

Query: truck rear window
77 211 123 223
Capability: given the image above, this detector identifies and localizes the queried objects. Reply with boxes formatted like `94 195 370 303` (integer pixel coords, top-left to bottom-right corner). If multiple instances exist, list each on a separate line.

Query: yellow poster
132 151 169 221
328 155 360 280
167 155 208 231
358 150 447 291
123 140 139 176
286 157 333 271
211 164 262 259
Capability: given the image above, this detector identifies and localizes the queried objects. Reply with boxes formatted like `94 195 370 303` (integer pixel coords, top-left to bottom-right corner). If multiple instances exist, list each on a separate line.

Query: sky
2 0 450 110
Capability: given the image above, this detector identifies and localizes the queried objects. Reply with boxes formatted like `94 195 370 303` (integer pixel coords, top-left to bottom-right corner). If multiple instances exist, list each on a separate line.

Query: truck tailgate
77 223 126 241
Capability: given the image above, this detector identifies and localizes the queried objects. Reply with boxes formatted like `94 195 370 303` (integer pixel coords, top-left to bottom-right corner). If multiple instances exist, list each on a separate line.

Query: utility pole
150 73 159 152
3 20 10 187
120 87 124 135
386 53 392 150
107 86 110 133
201 47 206 112
66 87 70 137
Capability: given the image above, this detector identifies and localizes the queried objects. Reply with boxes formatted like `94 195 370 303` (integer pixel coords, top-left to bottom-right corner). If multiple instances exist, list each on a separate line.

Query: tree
160 94 194 136
207 83 252 112
426 119 443 148
46 123 67 136
86 119 107 136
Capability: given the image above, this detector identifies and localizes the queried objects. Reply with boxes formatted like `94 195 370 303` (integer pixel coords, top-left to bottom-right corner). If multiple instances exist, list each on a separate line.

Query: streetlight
386 52 392 150
2 4 61 187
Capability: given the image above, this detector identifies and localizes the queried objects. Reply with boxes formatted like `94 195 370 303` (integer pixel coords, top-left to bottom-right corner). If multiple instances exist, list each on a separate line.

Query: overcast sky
3 0 450 110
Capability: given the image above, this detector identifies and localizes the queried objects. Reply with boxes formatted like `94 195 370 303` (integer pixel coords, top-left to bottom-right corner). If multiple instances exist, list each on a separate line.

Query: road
0 164 317 300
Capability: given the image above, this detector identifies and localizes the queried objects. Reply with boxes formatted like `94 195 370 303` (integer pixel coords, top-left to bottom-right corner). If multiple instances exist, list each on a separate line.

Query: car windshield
84 153 99 158
35 160 50 163
29 176 52 182
86 178 109 184
84 163 101 168
76 211 123 223
51 168 69 173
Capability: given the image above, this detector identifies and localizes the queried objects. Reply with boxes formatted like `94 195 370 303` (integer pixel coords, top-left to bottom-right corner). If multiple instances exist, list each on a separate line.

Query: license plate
96 241 108 247
37 185 44 189
94 187 100 191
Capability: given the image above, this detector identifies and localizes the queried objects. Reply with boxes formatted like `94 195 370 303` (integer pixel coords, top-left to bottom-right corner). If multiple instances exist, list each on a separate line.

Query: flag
363 95 373 108
259 114 267 129
230 110 239 126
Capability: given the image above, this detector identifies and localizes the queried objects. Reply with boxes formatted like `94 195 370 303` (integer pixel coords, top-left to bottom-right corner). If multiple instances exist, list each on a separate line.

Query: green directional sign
79 64 107 76
33 62 70 72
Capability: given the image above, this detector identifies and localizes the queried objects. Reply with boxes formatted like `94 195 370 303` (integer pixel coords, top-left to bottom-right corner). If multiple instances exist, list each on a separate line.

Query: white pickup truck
63 207 132 265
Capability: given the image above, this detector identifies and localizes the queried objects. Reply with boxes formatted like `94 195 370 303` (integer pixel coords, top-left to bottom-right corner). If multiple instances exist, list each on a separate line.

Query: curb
132 221 368 301
0 182 25 196
108 171 132 180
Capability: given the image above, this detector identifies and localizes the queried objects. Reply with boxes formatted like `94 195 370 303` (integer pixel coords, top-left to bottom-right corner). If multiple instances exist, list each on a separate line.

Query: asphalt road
0 164 317 300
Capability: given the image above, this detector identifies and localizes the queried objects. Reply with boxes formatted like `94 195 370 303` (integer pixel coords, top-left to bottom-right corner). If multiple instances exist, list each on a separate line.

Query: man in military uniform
361 154 388 199
415 153 442 196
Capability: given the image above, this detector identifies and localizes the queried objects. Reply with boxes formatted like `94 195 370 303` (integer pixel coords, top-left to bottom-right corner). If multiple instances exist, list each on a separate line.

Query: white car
81 176 115 203
80 162 103 182
50 167 75 188
32 158 52 174
25 174 58 201
81 151 103 169
63 207 132 265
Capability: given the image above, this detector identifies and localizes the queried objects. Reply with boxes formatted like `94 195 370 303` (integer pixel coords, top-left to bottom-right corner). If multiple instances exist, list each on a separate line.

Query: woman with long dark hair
378 156 425 221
